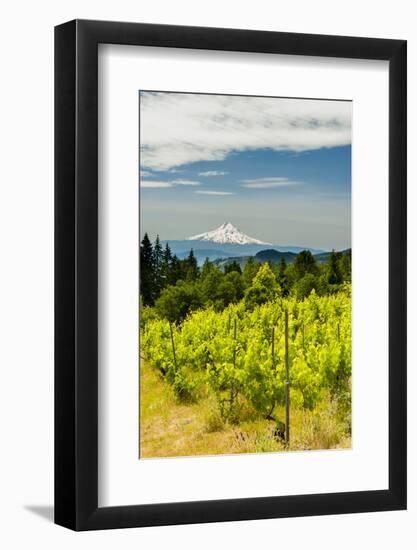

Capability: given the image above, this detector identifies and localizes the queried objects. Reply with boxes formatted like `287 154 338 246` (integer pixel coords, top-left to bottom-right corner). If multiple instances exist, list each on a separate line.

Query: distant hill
214 250 296 270
183 248 238 261
161 239 323 265
255 249 297 263
313 248 351 264
214 247 351 270
214 256 251 270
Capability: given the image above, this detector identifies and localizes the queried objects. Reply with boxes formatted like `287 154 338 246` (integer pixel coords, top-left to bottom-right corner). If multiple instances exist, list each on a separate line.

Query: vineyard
140 284 352 456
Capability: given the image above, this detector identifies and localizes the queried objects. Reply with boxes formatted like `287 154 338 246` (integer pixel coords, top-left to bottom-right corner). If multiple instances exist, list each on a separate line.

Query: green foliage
140 302 159 331
140 238 351 311
199 265 244 310
277 257 289 296
215 279 239 310
200 266 222 304
169 255 183 285
140 233 155 306
161 243 173 286
327 250 343 285
338 250 351 283
142 287 351 421
244 263 281 310
224 260 242 274
293 250 318 279
294 273 318 300
185 249 199 281
201 257 215 279
142 240 352 413
155 281 202 324
223 271 244 301
242 256 261 286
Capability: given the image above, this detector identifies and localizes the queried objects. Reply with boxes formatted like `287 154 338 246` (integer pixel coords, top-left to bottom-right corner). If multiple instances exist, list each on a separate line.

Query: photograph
139 90 352 458
0 1 409 542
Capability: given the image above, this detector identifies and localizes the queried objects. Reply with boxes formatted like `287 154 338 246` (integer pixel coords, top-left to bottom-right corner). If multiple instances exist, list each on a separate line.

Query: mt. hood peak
188 222 271 245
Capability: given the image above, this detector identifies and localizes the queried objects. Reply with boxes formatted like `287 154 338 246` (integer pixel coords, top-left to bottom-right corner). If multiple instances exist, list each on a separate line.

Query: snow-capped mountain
188 222 271 245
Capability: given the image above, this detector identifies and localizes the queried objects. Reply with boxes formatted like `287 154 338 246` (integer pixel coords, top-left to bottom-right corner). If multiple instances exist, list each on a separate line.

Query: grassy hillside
140 360 351 458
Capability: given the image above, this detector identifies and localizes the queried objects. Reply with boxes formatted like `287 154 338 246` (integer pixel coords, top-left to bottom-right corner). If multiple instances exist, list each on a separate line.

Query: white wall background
0 1 414 548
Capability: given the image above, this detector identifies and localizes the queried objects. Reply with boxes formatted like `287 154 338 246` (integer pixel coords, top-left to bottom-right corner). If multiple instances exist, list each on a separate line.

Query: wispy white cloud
198 170 229 177
141 180 174 188
140 92 351 170
172 179 201 186
194 190 234 196
241 177 301 189
141 179 201 189
140 170 152 177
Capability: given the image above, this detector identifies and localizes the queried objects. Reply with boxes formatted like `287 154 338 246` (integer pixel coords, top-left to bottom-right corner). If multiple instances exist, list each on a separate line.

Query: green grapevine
141 286 351 419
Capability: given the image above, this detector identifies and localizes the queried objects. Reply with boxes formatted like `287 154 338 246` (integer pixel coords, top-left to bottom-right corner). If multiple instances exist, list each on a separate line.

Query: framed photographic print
55 20 407 530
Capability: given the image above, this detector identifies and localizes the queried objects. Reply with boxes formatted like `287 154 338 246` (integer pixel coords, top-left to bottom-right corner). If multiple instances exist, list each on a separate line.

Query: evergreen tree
213 280 236 311
224 260 242 275
140 233 154 306
201 265 222 304
153 235 163 273
200 257 214 280
293 250 318 280
222 271 244 302
327 250 343 285
338 250 351 282
169 254 183 285
161 243 173 289
153 235 164 298
185 249 199 281
242 256 260 287
277 257 289 296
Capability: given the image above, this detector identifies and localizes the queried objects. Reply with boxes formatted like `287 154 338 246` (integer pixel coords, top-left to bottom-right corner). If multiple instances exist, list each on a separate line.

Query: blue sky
139 92 351 250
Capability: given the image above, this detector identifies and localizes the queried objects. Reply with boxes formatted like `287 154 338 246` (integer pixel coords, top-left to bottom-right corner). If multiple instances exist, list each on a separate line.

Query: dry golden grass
139 360 351 459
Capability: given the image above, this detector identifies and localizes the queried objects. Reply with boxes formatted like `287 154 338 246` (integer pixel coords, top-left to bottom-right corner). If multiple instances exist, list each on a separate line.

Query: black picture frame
55 19 407 531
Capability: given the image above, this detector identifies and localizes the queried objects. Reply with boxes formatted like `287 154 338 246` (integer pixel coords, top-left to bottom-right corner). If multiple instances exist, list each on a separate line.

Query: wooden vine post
271 326 275 368
230 318 238 407
285 310 290 446
233 318 237 366
169 322 178 370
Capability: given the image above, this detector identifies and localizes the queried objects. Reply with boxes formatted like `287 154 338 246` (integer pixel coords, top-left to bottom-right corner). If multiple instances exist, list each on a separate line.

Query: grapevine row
141 286 351 421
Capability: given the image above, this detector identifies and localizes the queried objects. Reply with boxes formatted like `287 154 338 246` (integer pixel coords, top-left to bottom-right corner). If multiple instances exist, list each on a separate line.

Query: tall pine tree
224 260 242 274
169 254 183 285
185 249 199 281
293 250 318 280
277 257 289 296
153 235 163 298
327 250 343 285
161 243 173 289
200 257 213 280
140 233 154 306
243 256 260 287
